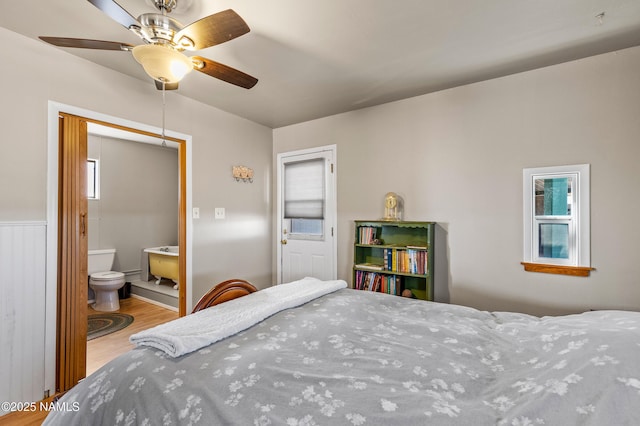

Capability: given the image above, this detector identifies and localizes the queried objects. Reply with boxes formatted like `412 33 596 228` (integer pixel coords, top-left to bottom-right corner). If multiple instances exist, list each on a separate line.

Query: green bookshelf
353 220 435 300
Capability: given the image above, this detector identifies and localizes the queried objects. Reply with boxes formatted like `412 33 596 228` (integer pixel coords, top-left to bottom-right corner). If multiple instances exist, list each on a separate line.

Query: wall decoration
232 165 254 183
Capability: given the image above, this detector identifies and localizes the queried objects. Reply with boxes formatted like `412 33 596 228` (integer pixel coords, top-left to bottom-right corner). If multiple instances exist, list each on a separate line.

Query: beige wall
2 22 639 318
274 46 640 316
0 27 273 305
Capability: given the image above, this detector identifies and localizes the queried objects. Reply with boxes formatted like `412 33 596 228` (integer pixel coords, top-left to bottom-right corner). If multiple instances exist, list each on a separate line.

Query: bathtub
144 246 179 289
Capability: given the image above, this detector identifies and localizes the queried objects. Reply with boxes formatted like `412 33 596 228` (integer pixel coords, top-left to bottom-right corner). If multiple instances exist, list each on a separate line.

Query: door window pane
290 218 323 236
538 223 569 259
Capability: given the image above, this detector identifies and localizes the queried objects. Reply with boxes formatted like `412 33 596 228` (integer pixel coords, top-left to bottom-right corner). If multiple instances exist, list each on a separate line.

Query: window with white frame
523 164 590 268
87 158 100 200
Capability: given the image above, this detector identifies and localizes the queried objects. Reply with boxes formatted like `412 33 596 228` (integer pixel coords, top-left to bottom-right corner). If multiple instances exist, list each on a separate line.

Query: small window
523 164 590 272
284 158 325 240
290 218 323 236
87 158 100 200
284 159 325 220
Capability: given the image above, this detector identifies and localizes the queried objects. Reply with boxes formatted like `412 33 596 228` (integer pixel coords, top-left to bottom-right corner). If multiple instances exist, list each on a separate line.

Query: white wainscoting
0 221 47 415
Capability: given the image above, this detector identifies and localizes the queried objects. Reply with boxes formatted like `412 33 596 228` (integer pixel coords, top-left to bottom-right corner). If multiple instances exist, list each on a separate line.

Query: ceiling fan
39 0 258 90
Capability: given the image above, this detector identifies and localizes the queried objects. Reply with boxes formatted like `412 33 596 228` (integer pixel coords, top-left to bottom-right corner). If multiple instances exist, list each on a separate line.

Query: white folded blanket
130 277 347 357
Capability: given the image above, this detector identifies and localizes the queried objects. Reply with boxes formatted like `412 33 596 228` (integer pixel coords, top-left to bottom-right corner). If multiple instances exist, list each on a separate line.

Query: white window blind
284 159 325 219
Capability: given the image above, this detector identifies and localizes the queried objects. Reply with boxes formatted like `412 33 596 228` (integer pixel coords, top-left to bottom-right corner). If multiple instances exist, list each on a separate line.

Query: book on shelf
358 226 377 244
355 262 385 271
354 270 401 295
384 247 428 275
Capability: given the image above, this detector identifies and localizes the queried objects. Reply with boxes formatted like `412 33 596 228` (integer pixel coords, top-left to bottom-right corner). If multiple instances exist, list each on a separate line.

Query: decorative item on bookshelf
383 192 403 221
401 289 417 298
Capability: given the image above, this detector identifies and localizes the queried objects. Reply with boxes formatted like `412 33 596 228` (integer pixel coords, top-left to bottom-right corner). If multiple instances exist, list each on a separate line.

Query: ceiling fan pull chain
161 82 167 147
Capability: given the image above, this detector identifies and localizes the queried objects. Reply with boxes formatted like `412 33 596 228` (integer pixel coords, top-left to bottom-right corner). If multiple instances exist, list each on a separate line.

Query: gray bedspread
45 289 640 425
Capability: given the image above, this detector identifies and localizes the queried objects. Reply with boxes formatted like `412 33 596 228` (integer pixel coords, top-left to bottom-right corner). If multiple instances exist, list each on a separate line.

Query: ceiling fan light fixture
42 3 256 90
132 44 193 83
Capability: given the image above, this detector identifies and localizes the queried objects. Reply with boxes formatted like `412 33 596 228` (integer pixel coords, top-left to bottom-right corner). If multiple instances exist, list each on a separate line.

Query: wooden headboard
191 279 258 313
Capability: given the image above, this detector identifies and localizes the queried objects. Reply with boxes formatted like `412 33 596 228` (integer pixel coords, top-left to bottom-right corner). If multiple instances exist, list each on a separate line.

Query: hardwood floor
87 296 178 376
1 297 177 426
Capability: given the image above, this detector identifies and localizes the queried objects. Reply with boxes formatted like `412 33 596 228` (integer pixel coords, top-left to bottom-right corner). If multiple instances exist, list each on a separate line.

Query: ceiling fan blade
87 0 141 30
154 80 179 90
175 9 250 51
39 36 134 51
192 56 258 89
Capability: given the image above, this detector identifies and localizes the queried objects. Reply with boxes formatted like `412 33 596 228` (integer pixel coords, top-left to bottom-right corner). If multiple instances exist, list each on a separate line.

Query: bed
44 277 640 425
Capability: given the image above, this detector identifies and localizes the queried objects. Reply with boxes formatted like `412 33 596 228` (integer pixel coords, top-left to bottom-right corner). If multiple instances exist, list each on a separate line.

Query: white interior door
277 146 336 283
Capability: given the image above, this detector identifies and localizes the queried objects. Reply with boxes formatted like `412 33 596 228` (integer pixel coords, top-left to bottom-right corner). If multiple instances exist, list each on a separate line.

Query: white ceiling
2 0 640 128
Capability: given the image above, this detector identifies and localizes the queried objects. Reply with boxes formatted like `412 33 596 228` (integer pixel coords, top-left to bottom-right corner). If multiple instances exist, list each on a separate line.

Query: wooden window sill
521 262 595 277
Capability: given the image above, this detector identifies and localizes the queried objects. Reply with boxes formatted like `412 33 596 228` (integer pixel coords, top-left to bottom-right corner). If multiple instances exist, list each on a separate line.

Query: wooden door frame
46 102 192 394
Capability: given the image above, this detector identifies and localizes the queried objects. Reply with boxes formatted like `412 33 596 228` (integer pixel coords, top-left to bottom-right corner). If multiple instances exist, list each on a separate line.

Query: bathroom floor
86 297 178 376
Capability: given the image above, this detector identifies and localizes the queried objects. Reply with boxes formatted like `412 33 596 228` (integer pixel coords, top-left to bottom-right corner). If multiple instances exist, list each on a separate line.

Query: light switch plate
192 207 200 219
214 207 225 219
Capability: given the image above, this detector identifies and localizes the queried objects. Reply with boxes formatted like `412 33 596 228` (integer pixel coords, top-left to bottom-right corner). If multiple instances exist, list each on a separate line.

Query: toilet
88 248 126 312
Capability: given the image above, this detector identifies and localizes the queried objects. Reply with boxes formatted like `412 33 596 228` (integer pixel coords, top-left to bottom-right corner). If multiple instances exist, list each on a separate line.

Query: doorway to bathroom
51 107 190 394
84 123 183 375
87 123 181 311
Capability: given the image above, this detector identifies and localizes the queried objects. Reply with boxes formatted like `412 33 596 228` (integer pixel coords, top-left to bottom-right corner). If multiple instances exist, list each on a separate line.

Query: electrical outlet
192 207 200 219
214 207 225 219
